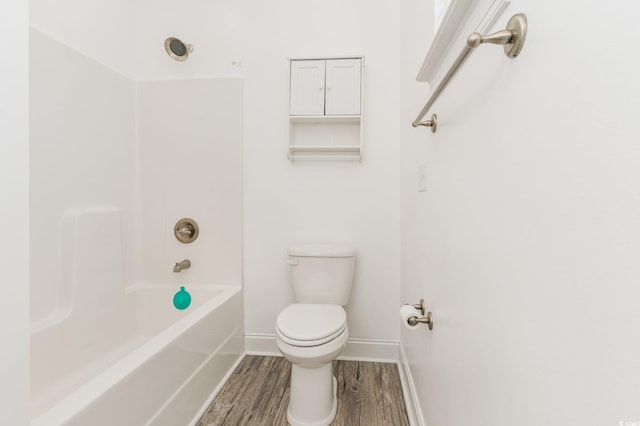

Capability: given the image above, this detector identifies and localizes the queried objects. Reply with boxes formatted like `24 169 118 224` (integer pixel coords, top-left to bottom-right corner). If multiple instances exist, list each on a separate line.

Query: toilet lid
276 304 346 346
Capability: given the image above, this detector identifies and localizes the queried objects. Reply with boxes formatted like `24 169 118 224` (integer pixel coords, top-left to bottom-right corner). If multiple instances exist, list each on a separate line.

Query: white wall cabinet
290 58 361 116
288 57 363 161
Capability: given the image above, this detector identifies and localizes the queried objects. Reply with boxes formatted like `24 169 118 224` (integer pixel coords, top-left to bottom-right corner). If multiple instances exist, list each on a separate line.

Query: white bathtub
31 284 243 426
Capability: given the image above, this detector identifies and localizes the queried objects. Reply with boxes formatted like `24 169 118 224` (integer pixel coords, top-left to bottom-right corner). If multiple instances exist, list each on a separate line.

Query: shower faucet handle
173 218 199 244
176 225 194 237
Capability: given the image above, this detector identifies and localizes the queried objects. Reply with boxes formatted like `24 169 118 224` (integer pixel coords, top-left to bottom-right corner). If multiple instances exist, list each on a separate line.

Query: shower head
164 37 193 62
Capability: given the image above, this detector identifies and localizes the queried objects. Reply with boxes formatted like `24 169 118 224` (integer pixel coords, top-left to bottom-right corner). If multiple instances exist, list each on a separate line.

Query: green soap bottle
173 286 191 310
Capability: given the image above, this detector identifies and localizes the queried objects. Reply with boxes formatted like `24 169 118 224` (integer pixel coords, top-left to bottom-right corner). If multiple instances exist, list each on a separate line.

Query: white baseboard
245 333 400 363
397 343 425 426
244 333 279 357
339 338 400 362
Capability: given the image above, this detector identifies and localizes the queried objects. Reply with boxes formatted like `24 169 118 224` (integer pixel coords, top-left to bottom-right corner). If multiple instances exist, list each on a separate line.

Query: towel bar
412 13 527 130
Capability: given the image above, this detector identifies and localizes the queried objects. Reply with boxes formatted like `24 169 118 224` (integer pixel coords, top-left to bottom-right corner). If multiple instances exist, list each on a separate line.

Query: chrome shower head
164 37 193 62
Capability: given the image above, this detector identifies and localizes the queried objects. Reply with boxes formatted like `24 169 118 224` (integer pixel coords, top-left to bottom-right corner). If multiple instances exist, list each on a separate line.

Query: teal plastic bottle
173 286 191 310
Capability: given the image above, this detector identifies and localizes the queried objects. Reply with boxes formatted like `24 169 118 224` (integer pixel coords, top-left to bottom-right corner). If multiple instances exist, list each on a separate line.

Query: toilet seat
276 304 346 347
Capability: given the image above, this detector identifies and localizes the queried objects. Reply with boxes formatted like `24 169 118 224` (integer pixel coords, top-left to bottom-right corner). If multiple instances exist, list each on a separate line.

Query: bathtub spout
173 259 191 273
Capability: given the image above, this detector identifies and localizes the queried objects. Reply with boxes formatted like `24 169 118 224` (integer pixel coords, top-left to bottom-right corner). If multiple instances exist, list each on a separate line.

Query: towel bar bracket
412 113 437 132
467 13 527 57
503 12 527 57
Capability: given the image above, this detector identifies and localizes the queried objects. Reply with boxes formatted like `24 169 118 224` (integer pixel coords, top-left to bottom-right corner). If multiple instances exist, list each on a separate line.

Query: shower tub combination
30 209 244 426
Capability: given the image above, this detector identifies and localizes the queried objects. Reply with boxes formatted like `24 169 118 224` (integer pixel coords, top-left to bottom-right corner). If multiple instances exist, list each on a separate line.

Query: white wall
29 29 137 324
30 0 136 78
135 0 403 346
134 0 246 81
241 0 401 345
401 1 640 424
0 0 30 423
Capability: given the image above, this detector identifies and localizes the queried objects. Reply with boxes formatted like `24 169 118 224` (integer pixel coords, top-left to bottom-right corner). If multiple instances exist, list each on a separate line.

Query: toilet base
287 363 338 426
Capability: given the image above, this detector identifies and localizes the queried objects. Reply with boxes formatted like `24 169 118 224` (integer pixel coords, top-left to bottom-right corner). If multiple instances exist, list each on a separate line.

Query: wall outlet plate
418 163 427 192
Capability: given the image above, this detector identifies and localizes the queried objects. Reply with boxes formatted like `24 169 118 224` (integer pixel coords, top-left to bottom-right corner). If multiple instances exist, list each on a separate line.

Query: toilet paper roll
399 305 420 330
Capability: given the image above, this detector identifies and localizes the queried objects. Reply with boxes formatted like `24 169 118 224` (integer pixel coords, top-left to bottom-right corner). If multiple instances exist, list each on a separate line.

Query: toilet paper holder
405 299 434 330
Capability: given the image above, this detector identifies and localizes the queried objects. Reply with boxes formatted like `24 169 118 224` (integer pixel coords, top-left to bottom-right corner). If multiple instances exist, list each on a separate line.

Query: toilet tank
288 245 356 305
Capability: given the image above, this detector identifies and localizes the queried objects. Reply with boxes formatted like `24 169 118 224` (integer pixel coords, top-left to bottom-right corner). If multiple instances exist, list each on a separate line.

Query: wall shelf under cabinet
289 115 361 123
288 57 363 162
287 144 361 160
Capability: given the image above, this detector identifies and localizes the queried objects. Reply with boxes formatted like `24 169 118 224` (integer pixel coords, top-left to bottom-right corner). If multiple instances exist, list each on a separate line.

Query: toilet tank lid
288 245 356 257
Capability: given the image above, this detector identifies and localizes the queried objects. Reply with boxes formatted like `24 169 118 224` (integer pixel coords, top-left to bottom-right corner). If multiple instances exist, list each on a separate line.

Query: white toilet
275 245 356 426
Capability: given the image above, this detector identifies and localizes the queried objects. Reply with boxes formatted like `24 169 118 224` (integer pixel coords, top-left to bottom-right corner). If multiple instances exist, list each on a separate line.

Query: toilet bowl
276 304 349 426
275 246 356 426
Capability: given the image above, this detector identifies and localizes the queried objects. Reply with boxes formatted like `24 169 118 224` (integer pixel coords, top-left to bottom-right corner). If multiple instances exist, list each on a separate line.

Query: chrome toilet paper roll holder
405 299 434 330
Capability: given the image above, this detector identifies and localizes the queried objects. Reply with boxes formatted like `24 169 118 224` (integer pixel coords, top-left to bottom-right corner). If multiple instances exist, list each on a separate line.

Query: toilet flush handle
286 259 299 266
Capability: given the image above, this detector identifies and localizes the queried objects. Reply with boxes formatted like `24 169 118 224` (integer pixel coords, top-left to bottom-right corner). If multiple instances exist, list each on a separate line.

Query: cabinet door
290 60 326 116
325 58 361 115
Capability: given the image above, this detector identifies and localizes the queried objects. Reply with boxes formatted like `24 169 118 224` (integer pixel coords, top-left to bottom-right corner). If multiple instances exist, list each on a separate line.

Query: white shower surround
29 24 244 426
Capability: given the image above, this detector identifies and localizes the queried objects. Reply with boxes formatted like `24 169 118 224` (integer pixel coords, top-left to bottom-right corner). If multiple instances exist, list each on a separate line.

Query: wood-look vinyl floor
196 355 409 426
